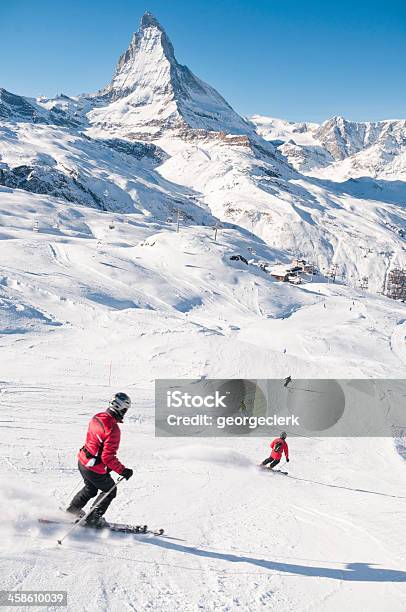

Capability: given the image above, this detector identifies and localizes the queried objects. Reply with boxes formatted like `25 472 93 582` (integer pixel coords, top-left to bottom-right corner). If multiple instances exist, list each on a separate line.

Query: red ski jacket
270 437 289 460
78 411 126 475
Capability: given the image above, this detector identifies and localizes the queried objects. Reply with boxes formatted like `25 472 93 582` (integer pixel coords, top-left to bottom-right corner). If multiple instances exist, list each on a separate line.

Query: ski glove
286 458 289 463
121 468 134 480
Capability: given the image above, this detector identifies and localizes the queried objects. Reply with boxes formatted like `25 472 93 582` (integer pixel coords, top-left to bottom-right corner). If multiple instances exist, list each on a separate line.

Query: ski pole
57 476 125 546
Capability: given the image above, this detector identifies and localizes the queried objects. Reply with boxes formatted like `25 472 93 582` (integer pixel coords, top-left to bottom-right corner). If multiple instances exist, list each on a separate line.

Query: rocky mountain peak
90 13 252 138
105 12 175 102
140 11 164 31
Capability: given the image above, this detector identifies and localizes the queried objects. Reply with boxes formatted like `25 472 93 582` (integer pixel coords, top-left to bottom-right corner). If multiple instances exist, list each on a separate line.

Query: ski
258 465 288 475
38 518 74 526
38 518 164 536
258 466 288 475
104 523 165 536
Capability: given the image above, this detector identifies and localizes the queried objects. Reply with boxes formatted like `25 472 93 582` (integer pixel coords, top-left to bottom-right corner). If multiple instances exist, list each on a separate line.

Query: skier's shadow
144 539 406 582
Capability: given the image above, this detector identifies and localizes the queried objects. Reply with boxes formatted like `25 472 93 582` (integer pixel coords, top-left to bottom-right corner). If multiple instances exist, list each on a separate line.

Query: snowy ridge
252 114 406 179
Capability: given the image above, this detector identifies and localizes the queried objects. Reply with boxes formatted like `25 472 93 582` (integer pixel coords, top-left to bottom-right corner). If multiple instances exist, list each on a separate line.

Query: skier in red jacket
66 392 133 527
261 432 289 469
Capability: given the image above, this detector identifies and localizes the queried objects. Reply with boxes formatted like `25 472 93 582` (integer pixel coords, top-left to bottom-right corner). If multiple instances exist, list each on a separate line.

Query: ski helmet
109 392 131 421
280 431 287 440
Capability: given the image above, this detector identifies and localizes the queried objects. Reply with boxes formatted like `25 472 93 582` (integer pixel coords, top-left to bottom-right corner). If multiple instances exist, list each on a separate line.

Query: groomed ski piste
1 189 406 611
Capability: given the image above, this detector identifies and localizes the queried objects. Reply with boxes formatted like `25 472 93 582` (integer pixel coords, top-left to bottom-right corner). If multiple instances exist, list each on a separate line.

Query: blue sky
1 0 405 122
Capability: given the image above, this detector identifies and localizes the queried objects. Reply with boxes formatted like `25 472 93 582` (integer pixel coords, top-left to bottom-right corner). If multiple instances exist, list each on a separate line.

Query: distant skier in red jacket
66 392 133 528
261 432 289 469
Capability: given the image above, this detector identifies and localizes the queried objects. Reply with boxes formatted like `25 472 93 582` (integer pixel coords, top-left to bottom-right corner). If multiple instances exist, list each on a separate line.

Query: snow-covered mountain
90 12 253 139
1 12 406 296
35 12 253 141
252 114 406 180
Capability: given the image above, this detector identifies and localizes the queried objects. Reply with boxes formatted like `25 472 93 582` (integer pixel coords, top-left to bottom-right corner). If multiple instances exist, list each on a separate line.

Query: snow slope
0 190 406 610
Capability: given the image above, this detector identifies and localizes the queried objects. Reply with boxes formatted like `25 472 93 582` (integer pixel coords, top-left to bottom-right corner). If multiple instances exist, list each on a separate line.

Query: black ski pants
70 461 117 516
262 457 280 468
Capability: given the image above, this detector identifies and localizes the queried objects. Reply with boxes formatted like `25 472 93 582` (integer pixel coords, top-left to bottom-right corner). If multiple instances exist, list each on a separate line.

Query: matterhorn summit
88 12 252 138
